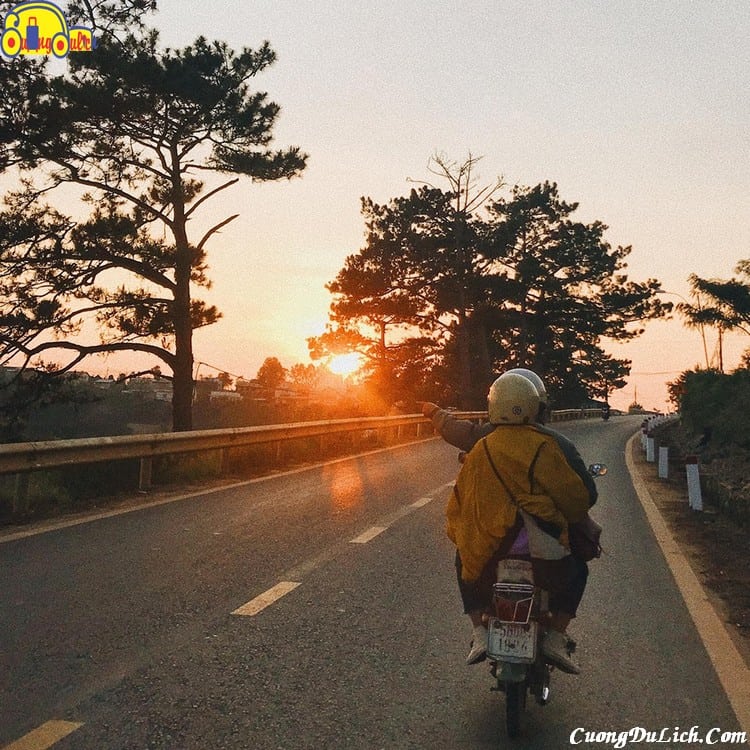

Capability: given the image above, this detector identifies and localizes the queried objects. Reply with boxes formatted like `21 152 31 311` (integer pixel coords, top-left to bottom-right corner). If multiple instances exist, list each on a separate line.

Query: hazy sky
15 1 750 409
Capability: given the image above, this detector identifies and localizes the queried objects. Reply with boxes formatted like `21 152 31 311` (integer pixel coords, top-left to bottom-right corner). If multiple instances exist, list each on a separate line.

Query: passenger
422 370 596 673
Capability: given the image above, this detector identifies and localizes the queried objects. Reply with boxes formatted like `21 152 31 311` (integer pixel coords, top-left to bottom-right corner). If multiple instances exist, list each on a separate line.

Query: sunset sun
328 353 363 378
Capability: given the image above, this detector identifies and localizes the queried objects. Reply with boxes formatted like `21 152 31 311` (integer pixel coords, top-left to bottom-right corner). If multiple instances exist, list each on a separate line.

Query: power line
193 361 247 380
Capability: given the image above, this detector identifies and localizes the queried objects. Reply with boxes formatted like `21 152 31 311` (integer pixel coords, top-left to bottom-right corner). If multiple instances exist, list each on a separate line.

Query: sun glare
328 353 363 377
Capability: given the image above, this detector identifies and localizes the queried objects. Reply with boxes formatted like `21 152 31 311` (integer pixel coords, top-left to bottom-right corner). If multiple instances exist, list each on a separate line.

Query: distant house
234 378 305 402
194 377 223 402
125 376 172 401
274 382 306 402
235 377 265 400
194 376 313 406
91 376 117 390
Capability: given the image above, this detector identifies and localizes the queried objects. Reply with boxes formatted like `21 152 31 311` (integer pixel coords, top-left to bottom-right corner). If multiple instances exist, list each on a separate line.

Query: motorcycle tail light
493 582 535 623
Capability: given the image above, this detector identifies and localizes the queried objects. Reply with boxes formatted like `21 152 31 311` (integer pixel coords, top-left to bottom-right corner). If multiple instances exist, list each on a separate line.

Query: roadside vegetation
664 368 750 527
663 258 750 525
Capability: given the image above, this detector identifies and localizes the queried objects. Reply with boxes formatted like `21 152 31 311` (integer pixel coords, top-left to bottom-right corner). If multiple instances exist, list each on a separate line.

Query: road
0 416 744 749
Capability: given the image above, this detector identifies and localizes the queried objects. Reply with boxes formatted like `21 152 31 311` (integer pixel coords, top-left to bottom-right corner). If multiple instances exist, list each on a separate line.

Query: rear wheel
505 681 527 738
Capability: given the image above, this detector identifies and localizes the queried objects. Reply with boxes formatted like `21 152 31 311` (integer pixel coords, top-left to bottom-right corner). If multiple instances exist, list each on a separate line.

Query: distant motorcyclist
423 369 596 674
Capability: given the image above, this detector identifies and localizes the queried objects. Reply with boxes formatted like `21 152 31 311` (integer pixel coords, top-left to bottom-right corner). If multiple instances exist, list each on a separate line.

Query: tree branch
9 340 176 374
185 178 240 220
196 214 240 253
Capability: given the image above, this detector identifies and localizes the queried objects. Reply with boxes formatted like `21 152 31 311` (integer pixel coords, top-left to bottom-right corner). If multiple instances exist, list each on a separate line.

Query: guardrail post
646 436 656 463
686 455 703 511
139 457 153 492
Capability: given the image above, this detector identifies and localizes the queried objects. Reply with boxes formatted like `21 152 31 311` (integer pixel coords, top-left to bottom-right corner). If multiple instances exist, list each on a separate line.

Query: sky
7 0 750 410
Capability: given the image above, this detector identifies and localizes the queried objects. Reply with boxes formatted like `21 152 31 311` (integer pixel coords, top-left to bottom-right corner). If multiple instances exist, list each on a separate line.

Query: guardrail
0 407 604 515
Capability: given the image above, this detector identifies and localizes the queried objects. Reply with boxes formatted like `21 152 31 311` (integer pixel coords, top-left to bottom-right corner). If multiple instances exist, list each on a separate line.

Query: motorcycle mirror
589 463 608 477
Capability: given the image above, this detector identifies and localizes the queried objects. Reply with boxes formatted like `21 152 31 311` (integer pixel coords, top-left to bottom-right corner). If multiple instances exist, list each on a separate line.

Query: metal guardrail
548 408 603 423
0 408 602 476
0 407 604 513
0 414 434 475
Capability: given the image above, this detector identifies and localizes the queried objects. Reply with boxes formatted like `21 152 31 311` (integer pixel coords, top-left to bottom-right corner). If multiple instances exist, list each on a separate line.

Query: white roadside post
686 454 703 511
646 436 656 463
658 446 669 479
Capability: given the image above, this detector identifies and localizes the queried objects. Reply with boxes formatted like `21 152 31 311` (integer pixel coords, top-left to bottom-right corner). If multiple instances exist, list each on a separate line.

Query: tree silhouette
310 155 503 407
0 24 306 430
679 260 750 369
315 162 668 408
256 357 287 399
481 182 668 406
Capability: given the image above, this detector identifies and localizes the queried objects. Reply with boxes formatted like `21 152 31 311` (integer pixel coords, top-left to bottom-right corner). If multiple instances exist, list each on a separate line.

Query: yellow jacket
446 425 590 583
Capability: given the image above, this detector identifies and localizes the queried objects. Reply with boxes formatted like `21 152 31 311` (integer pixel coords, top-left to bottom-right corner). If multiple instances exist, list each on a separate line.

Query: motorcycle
486 462 608 738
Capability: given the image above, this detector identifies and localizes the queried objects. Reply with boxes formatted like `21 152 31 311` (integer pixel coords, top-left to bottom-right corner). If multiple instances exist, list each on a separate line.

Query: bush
678 369 750 450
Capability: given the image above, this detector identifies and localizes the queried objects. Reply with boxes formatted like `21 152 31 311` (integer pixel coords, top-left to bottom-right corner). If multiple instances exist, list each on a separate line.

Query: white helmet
505 368 547 406
505 367 548 422
487 372 541 425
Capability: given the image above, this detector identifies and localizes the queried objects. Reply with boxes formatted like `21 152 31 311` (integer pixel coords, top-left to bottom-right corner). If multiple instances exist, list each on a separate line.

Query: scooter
487 462 607 738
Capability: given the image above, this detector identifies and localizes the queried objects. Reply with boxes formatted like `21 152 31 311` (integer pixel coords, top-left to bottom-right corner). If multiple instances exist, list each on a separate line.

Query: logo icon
1 1 97 58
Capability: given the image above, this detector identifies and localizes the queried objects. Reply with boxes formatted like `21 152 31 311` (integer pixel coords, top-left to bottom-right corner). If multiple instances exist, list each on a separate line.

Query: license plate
487 618 537 663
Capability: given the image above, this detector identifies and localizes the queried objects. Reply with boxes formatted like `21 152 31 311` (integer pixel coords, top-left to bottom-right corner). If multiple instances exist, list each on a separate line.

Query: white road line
350 526 387 544
2 721 83 750
231 581 301 616
626 433 750 735
351 487 444 543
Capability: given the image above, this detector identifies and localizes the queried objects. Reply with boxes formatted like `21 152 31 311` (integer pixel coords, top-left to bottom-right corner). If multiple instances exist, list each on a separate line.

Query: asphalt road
0 416 744 749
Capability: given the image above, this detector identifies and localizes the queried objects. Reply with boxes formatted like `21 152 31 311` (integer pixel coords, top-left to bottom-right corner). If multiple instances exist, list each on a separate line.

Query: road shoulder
626 432 750 734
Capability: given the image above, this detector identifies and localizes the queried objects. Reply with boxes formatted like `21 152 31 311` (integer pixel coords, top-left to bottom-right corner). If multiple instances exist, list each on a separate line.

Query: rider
423 370 596 674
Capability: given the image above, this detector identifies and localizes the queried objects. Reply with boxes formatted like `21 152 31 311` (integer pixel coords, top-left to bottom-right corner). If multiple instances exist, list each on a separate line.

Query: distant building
234 378 305 402
235 377 265 400
125 376 172 401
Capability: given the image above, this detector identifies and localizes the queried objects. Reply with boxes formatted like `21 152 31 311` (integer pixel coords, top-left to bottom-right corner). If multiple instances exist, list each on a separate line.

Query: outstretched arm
422 403 493 453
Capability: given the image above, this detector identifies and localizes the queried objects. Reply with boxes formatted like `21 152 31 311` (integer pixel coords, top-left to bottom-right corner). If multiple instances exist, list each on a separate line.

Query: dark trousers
455 550 588 617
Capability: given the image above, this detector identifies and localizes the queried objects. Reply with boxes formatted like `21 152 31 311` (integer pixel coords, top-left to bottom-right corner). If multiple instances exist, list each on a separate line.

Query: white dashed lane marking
350 526 387 544
231 581 301 616
351 487 442 543
233 485 446 616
